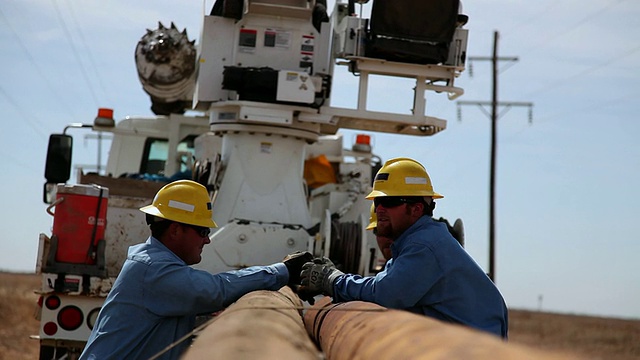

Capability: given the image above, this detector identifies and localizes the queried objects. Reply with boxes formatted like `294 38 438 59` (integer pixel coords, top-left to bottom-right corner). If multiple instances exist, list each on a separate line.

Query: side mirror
43 182 57 204
44 134 73 184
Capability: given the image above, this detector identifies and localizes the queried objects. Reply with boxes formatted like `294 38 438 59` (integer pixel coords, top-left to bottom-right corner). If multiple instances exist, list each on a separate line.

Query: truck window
140 137 168 175
176 135 197 173
140 135 197 176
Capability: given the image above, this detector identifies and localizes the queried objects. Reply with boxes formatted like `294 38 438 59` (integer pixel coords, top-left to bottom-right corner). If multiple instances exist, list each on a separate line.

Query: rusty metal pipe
304 297 581 360
182 286 320 360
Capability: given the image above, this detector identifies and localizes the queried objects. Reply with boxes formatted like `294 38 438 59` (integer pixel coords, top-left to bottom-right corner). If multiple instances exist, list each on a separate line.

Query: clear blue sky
1 0 639 319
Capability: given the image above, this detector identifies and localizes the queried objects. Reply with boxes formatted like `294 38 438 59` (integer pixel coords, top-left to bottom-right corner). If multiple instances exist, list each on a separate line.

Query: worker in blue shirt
300 158 509 339
80 180 311 360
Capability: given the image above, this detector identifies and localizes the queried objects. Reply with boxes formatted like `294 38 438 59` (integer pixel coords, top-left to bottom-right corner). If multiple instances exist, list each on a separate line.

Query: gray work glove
283 251 314 287
299 257 344 298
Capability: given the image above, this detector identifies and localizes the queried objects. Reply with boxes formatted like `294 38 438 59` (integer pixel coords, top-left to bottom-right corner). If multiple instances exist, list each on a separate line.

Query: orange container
52 184 109 264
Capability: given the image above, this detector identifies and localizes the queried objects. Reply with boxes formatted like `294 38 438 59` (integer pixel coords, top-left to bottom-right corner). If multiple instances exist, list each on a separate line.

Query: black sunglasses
182 223 211 237
374 197 423 209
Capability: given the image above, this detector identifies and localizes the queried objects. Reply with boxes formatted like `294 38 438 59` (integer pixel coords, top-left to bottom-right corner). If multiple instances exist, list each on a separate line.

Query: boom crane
185 0 469 274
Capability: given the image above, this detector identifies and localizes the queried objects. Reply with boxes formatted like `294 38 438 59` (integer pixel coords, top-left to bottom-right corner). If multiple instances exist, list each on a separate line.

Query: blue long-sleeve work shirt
333 216 509 338
80 237 288 360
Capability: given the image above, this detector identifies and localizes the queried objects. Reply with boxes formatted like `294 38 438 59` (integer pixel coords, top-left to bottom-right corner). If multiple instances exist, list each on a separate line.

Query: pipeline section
304 297 582 360
182 286 320 360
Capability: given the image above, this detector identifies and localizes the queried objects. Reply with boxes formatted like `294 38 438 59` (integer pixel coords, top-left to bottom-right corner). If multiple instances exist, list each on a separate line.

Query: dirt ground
0 272 41 360
2 271 639 360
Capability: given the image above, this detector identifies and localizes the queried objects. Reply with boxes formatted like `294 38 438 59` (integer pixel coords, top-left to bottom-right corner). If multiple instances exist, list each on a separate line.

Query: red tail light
43 322 58 336
57 306 83 331
45 295 61 310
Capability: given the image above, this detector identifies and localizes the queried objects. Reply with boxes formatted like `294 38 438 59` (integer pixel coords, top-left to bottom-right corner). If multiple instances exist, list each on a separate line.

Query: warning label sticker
300 35 314 68
301 35 314 52
275 31 292 49
260 142 273 154
239 28 257 53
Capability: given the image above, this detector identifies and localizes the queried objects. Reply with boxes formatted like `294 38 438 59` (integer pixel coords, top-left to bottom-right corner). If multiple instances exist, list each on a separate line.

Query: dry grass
0 272 40 360
509 309 640 360
1 272 638 360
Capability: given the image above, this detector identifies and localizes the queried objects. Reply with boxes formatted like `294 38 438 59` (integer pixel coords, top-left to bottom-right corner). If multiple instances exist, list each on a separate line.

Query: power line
439 88 636 200
501 1 565 37
518 0 630 59
64 0 113 105
0 85 48 139
552 0 630 40
0 6 81 124
526 44 640 98
491 0 638 104
0 144 42 173
50 0 100 106
488 0 640 102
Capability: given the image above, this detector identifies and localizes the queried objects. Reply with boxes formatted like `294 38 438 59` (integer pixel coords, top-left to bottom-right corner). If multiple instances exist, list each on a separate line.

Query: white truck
34 1 468 358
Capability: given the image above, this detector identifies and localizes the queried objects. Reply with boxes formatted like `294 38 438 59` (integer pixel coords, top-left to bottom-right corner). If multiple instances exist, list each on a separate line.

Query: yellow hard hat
140 180 218 228
366 203 377 230
366 157 443 199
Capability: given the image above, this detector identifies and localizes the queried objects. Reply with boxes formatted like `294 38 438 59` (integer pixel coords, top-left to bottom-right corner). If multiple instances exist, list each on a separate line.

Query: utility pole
457 31 533 283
